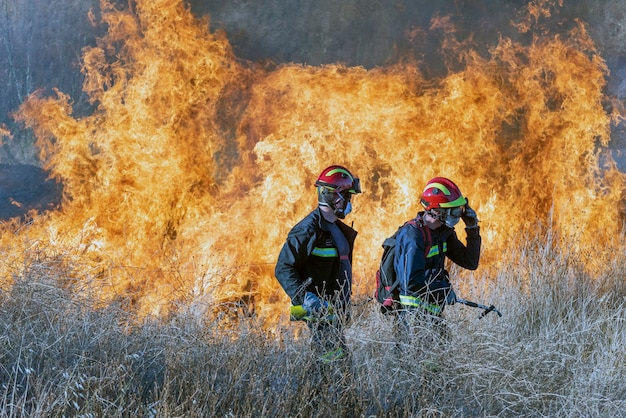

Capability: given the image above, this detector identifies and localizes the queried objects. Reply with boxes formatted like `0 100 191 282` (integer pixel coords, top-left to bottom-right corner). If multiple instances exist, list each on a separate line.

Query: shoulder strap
382 217 432 297
420 221 432 257
405 217 432 257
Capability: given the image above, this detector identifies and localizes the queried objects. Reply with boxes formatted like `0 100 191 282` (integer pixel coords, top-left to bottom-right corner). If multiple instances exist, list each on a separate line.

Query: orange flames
2 0 625 321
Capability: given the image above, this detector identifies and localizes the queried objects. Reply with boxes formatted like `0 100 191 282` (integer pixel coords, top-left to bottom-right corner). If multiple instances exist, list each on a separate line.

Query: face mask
429 207 462 228
445 206 463 227
444 214 460 228
337 201 352 218
332 191 353 219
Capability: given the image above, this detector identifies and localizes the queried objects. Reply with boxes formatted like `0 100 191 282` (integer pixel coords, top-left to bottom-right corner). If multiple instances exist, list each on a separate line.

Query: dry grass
1 236 625 417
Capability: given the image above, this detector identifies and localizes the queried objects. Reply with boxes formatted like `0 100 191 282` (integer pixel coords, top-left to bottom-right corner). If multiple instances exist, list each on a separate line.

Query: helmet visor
350 178 361 194
429 206 463 228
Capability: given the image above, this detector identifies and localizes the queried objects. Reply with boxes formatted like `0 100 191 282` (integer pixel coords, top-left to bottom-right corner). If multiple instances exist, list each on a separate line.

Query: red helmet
315 165 361 219
315 165 361 194
420 177 467 210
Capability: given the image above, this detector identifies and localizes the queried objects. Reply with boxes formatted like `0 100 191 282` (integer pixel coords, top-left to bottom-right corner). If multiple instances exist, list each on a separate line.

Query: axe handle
456 297 502 318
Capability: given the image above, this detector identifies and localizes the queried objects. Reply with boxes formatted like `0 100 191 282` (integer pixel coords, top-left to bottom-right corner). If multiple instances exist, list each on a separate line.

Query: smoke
191 1 623 72
194 0 626 166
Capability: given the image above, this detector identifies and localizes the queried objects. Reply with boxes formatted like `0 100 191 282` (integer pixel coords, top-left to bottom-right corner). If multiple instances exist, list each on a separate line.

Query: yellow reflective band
312 247 338 257
439 195 467 208
426 245 439 258
399 294 442 315
326 168 353 180
425 182 451 195
426 242 447 258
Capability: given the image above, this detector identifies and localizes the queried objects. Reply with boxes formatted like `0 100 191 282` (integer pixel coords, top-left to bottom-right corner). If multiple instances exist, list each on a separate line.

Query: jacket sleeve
274 227 315 305
394 225 429 295
445 226 481 270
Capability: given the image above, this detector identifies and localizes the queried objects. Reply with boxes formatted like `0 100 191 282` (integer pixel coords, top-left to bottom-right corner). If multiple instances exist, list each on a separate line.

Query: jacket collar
314 207 358 242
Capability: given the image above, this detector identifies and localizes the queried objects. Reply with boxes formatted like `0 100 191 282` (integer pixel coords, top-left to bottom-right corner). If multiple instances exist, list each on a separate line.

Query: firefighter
395 177 481 336
275 165 361 363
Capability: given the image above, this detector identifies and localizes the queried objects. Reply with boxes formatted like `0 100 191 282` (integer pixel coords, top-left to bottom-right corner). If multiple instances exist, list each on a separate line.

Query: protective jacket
395 212 481 315
275 207 358 307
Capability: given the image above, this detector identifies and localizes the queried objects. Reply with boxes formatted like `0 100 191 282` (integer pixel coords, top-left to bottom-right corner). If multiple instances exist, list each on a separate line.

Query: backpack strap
418 218 432 258
407 217 432 257
385 217 432 294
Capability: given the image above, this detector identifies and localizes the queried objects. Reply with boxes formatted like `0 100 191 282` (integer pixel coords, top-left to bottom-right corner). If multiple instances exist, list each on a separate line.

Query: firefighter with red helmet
275 165 361 363
395 177 481 322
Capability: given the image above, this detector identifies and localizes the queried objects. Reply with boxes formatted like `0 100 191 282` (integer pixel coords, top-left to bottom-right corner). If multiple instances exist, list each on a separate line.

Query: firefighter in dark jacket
395 177 481 325
275 165 361 363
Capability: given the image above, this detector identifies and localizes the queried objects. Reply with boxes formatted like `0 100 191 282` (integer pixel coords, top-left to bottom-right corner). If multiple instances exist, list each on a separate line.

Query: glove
302 292 331 316
462 202 479 229
290 304 308 320
290 292 333 321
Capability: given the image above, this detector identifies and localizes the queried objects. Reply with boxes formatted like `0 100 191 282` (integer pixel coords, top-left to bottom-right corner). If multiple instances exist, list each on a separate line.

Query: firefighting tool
452 295 502 318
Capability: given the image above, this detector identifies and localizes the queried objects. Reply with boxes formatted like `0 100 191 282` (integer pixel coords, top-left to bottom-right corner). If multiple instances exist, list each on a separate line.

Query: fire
2 0 624 321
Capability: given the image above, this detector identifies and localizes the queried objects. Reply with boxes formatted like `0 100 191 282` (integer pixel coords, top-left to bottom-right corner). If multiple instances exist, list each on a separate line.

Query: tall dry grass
1 233 625 417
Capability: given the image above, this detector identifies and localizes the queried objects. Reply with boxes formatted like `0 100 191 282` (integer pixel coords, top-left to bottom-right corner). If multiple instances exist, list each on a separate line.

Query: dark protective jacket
395 212 481 312
275 207 358 306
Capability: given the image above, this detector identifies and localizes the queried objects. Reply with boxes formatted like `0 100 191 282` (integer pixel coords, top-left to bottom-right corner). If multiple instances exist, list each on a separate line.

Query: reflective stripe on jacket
275 207 357 306
399 294 442 315
395 211 481 306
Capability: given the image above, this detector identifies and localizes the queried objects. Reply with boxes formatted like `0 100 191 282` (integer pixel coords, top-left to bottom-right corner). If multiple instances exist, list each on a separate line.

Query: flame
2 0 625 322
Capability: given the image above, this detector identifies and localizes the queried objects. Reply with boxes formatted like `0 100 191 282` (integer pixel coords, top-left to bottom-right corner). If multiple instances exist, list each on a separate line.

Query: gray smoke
1 0 625 166
193 0 626 167
193 1 625 94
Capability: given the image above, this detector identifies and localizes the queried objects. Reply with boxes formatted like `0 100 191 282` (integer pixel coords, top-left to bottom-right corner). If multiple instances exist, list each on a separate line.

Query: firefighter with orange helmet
275 165 361 363
395 177 481 320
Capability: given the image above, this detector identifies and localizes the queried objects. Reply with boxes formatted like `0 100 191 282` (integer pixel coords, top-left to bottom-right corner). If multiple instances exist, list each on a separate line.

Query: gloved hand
302 292 330 316
462 202 479 229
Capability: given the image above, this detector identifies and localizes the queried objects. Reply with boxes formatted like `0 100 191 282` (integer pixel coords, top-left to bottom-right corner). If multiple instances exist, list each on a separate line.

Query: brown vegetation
1 233 624 417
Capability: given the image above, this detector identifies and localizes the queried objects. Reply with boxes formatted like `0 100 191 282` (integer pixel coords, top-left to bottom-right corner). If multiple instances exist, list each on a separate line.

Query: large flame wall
2 0 625 320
